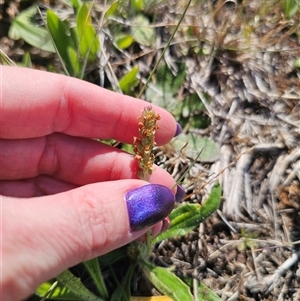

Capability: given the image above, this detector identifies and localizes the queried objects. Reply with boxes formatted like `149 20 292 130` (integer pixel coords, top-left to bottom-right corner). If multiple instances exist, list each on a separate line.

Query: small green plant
282 0 300 18
8 2 100 78
46 3 100 78
237 228 259 252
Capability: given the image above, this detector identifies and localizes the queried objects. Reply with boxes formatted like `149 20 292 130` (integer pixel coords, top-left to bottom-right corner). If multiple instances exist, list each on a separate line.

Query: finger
0 161 175 197
0 133 175 189
2 180 175 300
1 66 178 145
0 176 78 197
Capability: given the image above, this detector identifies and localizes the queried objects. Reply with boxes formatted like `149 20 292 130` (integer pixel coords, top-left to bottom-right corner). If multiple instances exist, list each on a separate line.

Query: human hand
0 66 182 301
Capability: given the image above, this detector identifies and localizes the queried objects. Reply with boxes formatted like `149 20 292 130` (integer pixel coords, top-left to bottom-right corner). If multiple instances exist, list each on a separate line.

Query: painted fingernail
125 184 175 231
174 122 182 137
175 184 185 202
161 217 171 233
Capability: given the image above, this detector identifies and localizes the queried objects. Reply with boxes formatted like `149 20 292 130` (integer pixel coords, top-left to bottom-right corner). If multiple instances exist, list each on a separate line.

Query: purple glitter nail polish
175 184 185 202
125 184 175 231
174 122 182 137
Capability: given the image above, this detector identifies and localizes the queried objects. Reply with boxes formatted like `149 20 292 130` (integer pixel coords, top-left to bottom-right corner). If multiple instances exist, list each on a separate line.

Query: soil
1 0 300 300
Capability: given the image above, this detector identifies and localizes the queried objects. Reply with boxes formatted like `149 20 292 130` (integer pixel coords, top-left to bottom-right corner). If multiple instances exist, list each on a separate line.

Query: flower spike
133 106 160 180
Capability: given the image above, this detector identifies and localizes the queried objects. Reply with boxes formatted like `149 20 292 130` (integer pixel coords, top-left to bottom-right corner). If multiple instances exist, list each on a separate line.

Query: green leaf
119 66 139 94
131 14 155 47
153 183 222 243
121 143 134 154
8 5 54 52
47 9 79 76
282 0 300 18
131 0 144 12
146 84 177 112
156 63 186 95
146 63 186 114
83 258 108 299
71 0 82 10
20 52 32 68
35 279 82 300
67 46 81 77
104 1 119 18
172 133 220 162
115 33 134 49
141 260 194 301
180 93 211 129
56 270 104 301
76 3 100 60
182 277 222 301
198 282 222 301
294 58 300 68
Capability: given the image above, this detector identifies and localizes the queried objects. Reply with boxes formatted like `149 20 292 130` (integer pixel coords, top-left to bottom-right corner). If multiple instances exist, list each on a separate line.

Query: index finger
0 66 178 145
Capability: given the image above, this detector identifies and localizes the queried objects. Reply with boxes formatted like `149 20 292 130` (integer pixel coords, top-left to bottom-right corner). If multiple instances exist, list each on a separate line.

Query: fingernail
174 122 182 137
125 184 175 231
175 184 185 202
161 217 171 233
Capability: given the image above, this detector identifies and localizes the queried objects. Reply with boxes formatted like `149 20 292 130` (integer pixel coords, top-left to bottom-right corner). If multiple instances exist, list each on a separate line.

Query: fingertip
174 122 182 137
125 184 175 231
175 184 186 202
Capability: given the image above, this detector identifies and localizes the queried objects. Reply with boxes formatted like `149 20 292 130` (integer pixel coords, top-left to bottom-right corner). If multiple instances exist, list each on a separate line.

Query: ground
1 0 300 300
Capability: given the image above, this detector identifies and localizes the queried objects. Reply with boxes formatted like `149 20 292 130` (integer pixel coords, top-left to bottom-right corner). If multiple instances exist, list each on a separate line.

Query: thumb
2 180 175 301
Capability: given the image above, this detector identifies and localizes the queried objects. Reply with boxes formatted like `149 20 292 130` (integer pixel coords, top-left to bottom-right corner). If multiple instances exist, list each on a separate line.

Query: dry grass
151 1 300 300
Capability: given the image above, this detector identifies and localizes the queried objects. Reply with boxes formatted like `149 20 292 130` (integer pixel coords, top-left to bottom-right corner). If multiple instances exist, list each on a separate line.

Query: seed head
133 106 160 180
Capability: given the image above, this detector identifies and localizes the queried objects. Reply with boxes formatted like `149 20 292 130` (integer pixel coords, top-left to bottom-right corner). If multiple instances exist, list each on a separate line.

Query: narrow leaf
198 282 222 301
76 3 100 60
67 46 81 77
21 52 32 68
104 1 119 18
83 258 108 298
35 279 82 300
141 260 194 301
181 277 222 301
46 9 78 75
56 270 104 301
153 183 221 243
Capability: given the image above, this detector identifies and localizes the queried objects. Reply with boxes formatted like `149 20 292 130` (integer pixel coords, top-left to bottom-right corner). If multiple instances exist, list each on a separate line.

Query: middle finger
0 133 175 187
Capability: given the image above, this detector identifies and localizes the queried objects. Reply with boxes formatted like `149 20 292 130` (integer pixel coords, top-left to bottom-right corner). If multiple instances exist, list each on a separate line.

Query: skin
0 66 178 301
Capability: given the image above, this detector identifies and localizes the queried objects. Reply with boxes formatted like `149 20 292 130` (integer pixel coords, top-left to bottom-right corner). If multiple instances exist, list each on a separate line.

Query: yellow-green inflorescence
133 106 160 181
